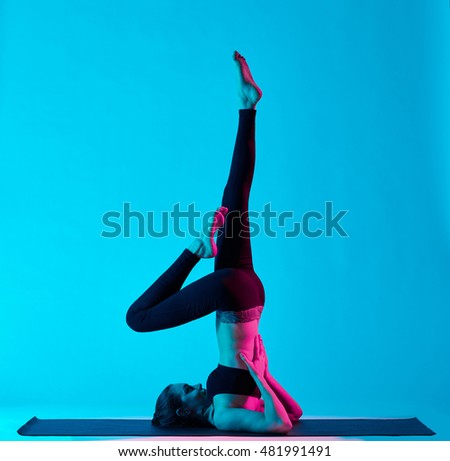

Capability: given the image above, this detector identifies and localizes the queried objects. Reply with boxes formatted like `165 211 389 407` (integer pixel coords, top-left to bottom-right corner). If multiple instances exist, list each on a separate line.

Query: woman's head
152 382 210 427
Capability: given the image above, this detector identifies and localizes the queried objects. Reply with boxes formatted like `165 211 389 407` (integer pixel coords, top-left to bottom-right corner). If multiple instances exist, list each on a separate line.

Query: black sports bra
206 364 262 402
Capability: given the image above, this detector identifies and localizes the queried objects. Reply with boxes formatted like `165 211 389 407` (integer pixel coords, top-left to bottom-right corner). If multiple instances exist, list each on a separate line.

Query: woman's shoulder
212 393 262 412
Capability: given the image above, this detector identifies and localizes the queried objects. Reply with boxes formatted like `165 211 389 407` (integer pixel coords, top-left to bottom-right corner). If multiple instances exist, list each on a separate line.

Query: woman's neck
201 404 215 426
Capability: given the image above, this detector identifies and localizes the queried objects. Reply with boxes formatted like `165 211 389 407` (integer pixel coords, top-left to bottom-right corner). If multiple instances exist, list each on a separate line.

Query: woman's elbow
271 420 293 434
267 417 293 434
289 407 303 423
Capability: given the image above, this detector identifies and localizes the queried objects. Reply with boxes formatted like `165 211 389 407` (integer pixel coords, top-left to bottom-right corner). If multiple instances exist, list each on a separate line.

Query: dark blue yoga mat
18 416 435 437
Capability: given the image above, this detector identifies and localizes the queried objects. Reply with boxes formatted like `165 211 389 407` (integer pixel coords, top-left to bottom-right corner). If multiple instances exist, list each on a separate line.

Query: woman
126 51 302 434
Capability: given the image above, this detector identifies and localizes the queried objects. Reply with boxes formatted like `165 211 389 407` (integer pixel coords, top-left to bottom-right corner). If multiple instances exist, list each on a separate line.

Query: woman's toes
213 210 225 228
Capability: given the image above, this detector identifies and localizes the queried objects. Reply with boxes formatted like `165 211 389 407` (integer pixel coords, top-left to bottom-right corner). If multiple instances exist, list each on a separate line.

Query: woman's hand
240 334 268 379
259 335 269 377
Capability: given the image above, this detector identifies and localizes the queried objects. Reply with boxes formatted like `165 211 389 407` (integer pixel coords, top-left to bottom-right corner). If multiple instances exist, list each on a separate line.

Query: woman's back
210 315 264 413
215 315 262 368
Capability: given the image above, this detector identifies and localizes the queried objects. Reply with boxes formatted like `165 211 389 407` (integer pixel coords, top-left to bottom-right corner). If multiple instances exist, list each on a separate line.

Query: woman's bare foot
189 206 228 258
233 51 263 109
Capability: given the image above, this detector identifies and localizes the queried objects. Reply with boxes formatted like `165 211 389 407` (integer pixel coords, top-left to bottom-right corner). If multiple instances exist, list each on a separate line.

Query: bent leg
126 248 200 331
126 250 262 332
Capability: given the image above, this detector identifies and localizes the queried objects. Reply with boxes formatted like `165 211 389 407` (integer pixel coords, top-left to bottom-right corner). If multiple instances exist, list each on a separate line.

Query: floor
1 404 447 442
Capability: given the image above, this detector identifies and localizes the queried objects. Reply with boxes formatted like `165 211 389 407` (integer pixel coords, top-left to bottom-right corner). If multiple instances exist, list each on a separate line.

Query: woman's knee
126 309 149 333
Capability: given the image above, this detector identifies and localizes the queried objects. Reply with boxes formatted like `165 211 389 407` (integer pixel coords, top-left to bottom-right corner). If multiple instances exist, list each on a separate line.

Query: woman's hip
214 267 265 313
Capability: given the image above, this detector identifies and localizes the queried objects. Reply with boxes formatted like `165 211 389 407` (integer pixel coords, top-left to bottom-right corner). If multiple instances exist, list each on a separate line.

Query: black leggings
126 110 265 332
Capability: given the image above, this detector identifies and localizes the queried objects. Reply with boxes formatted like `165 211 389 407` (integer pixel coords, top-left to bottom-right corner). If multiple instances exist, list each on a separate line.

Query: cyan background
1 0 449 441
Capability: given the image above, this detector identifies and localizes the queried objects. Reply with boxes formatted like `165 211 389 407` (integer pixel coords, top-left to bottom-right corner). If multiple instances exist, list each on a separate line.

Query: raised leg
214 52 263 271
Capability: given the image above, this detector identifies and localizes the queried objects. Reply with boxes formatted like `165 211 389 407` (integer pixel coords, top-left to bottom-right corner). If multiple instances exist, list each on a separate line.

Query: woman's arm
214 373 293 433
264 371 303 422
254 335 303 422
247 362 293 432
213 337 292 434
